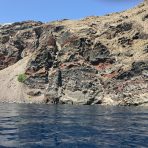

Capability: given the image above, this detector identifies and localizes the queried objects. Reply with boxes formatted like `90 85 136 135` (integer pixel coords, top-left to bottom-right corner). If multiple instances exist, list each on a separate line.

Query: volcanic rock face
0 1 148 105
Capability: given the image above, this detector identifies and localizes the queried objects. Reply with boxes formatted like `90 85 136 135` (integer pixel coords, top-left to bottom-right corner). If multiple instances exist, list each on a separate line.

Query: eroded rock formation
0 1 147 105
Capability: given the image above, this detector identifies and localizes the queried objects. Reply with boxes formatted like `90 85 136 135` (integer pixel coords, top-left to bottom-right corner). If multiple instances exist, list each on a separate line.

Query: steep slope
0 1 147 105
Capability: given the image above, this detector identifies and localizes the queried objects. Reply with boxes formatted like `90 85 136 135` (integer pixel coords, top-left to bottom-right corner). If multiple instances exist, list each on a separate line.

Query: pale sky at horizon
0 0 143 23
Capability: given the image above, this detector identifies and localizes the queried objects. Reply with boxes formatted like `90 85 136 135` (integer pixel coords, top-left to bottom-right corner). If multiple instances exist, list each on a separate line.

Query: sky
0 0 143 23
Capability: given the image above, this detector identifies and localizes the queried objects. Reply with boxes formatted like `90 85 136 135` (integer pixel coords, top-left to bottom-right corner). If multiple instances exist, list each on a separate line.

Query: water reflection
0 104 148 147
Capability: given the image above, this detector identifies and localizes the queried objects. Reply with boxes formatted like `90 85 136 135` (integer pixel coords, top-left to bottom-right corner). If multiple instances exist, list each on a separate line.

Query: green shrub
17 74 27 83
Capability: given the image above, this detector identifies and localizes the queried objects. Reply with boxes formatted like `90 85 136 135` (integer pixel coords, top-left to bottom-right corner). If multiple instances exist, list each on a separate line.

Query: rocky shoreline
0 1 148 106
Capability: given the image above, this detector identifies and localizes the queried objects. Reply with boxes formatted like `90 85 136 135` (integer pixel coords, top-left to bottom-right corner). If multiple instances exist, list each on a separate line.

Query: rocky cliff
0 1 147 105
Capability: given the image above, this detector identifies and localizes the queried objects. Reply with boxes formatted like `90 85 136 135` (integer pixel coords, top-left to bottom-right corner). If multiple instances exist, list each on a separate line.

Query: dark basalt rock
102 22 133 39
132 32 148 40
118 37 132 47
88 42 110 64
117 61 148 80
0 21 43 70
142 14 148 21
144 45 148 53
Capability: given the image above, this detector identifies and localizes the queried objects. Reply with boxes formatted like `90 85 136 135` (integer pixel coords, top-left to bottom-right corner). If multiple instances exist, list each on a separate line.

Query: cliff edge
0 1 147 105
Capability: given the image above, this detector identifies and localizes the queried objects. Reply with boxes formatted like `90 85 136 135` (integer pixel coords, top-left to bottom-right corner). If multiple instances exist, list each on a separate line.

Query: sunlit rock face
0 1 147 106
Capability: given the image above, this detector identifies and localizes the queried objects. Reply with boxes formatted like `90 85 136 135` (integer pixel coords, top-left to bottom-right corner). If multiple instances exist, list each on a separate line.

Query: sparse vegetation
17 74 27 83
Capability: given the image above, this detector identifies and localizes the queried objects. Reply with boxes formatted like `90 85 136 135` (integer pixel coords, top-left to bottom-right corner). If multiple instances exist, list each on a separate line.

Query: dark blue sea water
0 104 148 148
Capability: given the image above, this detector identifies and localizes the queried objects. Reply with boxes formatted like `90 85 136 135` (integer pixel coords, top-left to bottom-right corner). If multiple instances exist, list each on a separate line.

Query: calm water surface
0 104 148 148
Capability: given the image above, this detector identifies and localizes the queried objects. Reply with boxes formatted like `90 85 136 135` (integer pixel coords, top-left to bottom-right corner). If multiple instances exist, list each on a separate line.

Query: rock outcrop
0 1 147 106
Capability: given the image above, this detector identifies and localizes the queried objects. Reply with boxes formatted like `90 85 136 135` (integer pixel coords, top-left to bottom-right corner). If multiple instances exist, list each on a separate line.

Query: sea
0 104 148 148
